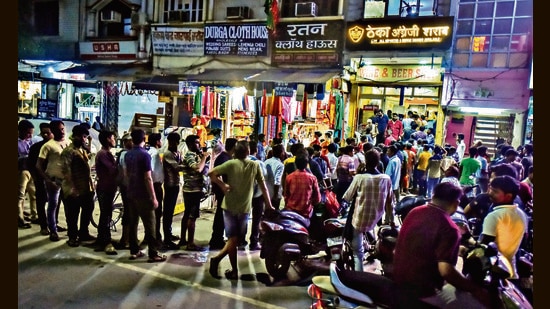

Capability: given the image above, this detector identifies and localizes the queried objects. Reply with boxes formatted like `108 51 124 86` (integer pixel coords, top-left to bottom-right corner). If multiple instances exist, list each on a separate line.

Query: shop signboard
179 81 199 95
274 82 294 97
346 16 454 50
151 26 204 56
204 23 269 56
79 41 138 60
356 64 442 83
272 20 344 66
37 99 57 118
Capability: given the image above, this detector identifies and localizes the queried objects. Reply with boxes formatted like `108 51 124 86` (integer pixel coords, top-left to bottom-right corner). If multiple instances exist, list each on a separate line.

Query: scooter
259 209 346 281
337 195 427 274
308 262 431 308
308 242 533 309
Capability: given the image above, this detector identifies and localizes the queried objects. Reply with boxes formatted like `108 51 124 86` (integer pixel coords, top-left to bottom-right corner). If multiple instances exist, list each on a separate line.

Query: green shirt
459 157 481 185
211 158 264 214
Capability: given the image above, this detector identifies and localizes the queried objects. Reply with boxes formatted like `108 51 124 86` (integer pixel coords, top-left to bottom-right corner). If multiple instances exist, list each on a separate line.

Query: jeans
32 175 48 229
210 192 225 246
414 169 427 197
223 210 249 238
119 185 130 227
351 227 366 272
153 182 164 241
162 185 179 242
242 196 264 246
97 190 117 245
46 179 63 233
128 197 159 257
426 177 440 199
62 191 94 240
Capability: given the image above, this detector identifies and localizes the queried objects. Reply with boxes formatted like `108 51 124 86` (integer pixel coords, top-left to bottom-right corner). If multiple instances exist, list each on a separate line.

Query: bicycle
91 189 124 232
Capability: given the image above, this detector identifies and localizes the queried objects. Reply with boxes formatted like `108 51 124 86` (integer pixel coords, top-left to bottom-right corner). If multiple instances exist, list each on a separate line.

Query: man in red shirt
386 112 403 141
283 149 321 218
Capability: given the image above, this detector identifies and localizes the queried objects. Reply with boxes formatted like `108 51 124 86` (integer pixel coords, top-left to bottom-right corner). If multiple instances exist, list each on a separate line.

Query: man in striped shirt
342 149 394 271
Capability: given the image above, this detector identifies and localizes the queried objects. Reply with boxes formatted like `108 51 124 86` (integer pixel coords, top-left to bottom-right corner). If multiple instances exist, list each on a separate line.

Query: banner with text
272 20 344 66
357 64 442 83
152 26 204 56
346 16 454 51
204 23 269 56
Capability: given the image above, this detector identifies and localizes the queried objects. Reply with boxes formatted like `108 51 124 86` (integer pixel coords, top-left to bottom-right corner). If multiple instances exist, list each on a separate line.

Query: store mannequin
191 115 210 149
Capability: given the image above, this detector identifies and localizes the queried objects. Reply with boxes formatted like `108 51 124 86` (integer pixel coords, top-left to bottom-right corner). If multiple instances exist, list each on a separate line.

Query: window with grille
453 0 532 68
163 0 204 23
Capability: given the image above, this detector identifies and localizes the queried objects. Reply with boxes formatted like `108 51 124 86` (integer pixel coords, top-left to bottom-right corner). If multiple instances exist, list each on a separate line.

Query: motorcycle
394 194 430 224
308 262 432 308
462 242 533 309
308 242 533 309
454 199 533 306
259 209 347 281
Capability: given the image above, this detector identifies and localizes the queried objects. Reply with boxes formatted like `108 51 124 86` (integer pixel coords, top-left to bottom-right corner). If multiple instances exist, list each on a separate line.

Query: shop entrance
355 85 440 133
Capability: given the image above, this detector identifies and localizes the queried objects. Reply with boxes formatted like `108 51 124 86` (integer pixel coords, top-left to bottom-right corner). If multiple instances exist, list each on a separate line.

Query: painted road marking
79 252 286 309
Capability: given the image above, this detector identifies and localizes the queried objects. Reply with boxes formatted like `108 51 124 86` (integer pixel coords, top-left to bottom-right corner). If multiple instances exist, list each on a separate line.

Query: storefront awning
246 68 341 84
181 69 265 86
59 63 153 81
133 69 265 92
132 75 181 92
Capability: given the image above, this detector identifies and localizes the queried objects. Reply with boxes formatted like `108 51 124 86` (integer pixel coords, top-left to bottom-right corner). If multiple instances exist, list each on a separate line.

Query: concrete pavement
18 196 324 309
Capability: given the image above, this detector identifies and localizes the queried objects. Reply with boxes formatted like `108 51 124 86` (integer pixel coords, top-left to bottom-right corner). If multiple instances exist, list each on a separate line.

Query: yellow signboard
356 64 442 83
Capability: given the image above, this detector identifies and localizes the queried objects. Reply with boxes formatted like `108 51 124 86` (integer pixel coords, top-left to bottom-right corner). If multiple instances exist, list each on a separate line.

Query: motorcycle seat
329 263 374 306
279 210 310 227
312 276 338 294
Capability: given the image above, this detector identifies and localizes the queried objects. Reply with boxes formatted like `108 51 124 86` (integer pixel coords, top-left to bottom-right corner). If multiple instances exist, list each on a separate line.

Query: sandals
129 251 145 260
224 269 238 280
147 254 167 263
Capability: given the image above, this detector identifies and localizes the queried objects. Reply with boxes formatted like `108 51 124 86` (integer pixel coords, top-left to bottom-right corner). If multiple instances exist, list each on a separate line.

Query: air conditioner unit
295 2 317 17
226 6 251 19
131 12 148 27
101 10 122 23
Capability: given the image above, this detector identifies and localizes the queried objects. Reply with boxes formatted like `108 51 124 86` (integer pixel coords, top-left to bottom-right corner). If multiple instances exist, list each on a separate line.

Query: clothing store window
163 0 204 23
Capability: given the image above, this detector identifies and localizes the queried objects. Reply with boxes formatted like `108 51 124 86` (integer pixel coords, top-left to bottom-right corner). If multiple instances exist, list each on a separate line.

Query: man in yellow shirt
414 144 432 197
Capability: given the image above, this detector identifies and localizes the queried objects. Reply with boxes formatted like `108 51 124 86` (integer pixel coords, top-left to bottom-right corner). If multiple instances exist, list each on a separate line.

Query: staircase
473 116 515 158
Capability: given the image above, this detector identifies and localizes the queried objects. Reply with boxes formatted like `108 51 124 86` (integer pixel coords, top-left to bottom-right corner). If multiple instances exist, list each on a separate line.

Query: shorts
223 210 249 238
182 191 202 219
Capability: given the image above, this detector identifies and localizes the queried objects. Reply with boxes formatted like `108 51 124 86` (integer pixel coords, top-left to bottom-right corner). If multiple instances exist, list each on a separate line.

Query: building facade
18 0 533 150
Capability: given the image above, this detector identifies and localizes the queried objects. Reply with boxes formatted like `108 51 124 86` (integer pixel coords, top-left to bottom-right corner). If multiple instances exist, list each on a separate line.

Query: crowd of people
18 111 533 305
